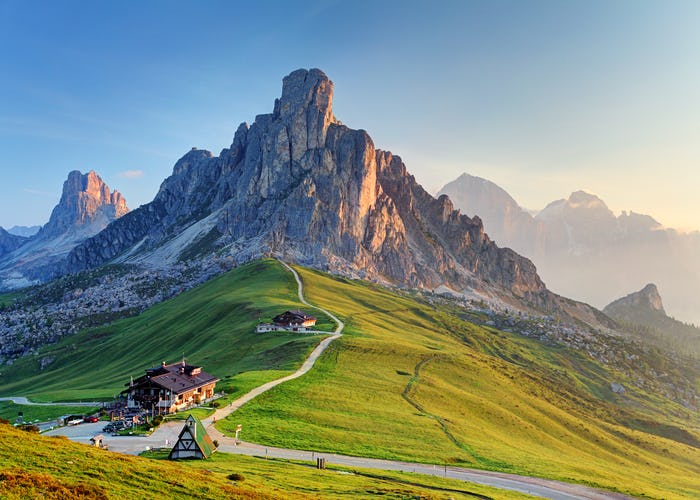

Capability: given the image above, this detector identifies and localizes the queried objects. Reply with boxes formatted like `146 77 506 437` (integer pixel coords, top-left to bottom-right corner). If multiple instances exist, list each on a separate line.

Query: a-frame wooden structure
168 414 215 459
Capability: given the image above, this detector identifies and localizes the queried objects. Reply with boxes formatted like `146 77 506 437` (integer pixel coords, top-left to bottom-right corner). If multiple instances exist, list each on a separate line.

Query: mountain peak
638 283 665 313
567 190 608 210
40 170 129 238
271 68 336 150
605 283 666 316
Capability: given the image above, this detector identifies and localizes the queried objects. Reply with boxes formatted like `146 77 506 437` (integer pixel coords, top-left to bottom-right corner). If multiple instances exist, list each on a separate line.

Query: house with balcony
122 360 218 414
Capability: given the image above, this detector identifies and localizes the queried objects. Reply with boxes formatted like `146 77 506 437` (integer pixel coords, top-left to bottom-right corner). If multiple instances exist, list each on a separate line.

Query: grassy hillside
0 260 331 401
0 423 527 499
219 266 700 499
1 259 698 498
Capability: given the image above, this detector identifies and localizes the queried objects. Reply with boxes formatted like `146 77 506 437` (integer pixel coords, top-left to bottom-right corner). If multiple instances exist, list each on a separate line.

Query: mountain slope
0 170 128 289
2 260 696 498
62 69 610 326
604 284 700 355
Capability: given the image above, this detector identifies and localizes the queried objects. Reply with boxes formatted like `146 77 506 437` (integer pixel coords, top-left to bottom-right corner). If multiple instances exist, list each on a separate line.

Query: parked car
84 416 99 423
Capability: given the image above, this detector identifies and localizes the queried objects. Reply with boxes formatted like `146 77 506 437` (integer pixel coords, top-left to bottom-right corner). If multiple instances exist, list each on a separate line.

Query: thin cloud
118 170 144 179
23 188 55 197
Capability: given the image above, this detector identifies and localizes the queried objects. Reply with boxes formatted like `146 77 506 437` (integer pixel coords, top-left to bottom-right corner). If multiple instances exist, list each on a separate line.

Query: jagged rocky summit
0 170 128 289
39 170 128 239
64 69 606 321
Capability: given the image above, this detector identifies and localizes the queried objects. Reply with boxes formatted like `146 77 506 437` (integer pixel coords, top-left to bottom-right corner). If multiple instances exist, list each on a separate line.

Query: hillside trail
201 260 343 429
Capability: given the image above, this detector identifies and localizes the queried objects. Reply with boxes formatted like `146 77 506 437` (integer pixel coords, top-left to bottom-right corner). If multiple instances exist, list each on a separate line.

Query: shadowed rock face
66 68 607 320
0 227 27 257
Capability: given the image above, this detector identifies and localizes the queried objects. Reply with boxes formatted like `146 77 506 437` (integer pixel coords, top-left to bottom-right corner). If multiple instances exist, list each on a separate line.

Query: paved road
214 441 630 500
39 262 631 499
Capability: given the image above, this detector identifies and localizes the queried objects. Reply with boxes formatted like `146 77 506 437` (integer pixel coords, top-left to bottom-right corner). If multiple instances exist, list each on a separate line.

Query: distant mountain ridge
438 174 700 324
6 225 40 237
0 170 128 289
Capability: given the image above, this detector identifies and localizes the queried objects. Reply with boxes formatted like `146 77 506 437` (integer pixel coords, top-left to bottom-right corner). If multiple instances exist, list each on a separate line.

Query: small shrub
213 439 219 448
227 472 245 482
211 401 220 408
19 424 40 433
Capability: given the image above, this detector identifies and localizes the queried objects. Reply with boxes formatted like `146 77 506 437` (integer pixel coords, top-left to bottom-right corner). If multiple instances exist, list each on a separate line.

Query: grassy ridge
220 266 700 499
0 423 534 499
0 260 328 401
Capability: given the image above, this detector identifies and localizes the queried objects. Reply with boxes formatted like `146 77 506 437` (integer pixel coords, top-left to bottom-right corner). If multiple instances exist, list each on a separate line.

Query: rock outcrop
0 170 129 289
39 170 128 239
604 284 700 355
605 283 665 316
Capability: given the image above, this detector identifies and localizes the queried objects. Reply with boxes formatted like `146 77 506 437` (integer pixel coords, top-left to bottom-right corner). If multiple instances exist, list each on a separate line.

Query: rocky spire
40 170 129 238
272 68 336 154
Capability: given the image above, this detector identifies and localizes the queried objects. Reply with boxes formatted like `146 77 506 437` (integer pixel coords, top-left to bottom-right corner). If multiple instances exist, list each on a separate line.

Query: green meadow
0 260 327 401
0 259 698 498
219 265 700 499
0 422 534 499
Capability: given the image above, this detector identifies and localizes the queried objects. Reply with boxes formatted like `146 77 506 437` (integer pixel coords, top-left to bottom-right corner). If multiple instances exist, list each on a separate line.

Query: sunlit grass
0 260 327 401
0 421 535 499
1 260 698 498
221 265 700 499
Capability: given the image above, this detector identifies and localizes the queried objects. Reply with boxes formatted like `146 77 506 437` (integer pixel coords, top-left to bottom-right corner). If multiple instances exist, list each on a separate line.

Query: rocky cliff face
605 283 665 316
65 69 611 323
0 170 129 289
39 170 128 239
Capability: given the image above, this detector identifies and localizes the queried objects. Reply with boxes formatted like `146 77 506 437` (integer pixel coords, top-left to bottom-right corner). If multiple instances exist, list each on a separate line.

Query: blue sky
1 0 699 231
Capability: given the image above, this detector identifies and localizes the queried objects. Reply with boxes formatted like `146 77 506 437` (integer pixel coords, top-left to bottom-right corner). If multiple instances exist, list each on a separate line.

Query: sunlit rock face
0 170 129 289
40 170 128 238
66 68 610 320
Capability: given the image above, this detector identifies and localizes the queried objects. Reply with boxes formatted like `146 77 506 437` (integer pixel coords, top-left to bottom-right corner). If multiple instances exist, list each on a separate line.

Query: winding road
42 261 629 499
200 260 343 427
